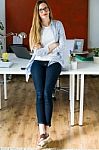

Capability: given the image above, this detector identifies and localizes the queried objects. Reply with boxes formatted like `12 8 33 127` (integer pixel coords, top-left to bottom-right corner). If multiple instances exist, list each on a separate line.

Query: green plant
92 48 99 57
0 21 4 31
0 21 4 57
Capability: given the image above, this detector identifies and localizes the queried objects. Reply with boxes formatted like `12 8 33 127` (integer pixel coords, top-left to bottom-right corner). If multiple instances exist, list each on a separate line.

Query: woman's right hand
48 42 59 53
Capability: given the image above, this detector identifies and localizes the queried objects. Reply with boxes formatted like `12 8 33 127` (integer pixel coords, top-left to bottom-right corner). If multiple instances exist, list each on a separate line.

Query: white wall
0 0 6 52
88 0 99 48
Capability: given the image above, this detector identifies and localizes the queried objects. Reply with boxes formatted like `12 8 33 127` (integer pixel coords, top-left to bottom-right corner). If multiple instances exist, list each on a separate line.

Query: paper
65 39 75 53
0 61 13 68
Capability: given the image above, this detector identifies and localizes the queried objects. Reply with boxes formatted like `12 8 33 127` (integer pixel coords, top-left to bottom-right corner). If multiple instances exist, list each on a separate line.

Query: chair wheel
52 95 56 101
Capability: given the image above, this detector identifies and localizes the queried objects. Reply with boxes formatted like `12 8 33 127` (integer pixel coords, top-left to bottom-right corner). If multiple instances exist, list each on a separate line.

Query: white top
34 25 55 61
26 20 67 81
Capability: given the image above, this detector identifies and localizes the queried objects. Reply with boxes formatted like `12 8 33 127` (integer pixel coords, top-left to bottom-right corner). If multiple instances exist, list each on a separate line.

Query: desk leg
69 75 72 101
70 74 75 126
0 84 1 109
76 75 80 100
4 74 7 100
79 74 84 125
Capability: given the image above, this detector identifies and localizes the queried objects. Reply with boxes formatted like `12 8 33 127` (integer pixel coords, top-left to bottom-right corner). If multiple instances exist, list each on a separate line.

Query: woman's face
38 3 50 20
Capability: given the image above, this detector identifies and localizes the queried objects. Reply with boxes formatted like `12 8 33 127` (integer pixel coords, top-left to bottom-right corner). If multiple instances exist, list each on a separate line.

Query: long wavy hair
29 0 53 51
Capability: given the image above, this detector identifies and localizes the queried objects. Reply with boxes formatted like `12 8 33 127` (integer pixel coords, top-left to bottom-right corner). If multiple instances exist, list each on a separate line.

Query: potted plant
92 48 99 63
0 21 4 57
0 20 4 34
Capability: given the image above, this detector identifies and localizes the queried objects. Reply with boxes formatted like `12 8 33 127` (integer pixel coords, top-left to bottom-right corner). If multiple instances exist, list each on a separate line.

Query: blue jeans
31 60 61 126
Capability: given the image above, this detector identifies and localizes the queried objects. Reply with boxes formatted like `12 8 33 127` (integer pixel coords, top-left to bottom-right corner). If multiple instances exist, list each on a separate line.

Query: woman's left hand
34 44 42 49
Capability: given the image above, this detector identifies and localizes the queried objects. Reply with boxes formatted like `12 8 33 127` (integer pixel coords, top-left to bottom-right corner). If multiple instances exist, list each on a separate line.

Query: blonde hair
29 0 53 51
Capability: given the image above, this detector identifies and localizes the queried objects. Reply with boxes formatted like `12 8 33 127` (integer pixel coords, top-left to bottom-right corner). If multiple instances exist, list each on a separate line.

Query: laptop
10 45 32 59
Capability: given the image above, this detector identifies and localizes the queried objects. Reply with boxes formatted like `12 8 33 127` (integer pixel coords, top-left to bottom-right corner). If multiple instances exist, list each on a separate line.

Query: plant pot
93 56 99 64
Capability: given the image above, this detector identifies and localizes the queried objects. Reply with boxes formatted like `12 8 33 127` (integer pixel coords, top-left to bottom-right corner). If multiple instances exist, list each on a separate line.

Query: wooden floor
0 75 99 149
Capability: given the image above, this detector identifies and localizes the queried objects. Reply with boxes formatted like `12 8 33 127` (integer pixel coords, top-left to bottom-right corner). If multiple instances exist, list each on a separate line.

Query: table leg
4 74 7 100
70 74 75 126
69 75 72 101
0 84 1 109
76 74 80 100
79 74 84 125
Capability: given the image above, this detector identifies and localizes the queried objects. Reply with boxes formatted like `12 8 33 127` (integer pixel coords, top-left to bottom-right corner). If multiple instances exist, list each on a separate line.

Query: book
76 53 93 61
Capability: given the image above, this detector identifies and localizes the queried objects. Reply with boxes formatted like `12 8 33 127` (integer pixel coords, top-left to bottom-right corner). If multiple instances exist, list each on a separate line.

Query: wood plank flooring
0 75 99 149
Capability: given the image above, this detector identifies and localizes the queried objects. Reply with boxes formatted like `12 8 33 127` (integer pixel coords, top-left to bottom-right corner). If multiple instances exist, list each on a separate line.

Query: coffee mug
71 61 77 70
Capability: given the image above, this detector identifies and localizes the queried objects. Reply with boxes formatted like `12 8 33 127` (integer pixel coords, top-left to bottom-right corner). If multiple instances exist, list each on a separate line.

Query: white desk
0 53 82 126
72 62 99 125
62 61 99 125
0 53 29 107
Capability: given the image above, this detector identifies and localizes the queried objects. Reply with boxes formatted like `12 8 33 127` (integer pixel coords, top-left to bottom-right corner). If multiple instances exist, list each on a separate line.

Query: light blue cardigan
26 20 67 81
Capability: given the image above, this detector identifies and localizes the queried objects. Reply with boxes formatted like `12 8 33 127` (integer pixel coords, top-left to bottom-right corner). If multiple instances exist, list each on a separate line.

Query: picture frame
74 39 84 53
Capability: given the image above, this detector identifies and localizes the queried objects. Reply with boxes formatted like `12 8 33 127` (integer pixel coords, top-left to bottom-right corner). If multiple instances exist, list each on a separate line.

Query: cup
71 61 77 70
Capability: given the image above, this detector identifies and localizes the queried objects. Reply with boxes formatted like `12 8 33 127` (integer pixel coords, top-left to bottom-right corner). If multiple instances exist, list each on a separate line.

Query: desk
0 54 81 126
0 53 29 107
72 62 99 125
62 62 99 125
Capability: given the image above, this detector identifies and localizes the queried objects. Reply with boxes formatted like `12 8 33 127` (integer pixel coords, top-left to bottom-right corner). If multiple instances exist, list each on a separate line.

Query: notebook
10 45 32 59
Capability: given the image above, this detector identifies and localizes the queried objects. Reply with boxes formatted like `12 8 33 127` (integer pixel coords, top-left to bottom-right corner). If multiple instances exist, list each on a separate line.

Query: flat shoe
36 144 47 149
37 133 52 147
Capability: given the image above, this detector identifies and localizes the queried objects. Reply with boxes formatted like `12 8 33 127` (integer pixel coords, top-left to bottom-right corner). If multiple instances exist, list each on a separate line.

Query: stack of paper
0 61 13 68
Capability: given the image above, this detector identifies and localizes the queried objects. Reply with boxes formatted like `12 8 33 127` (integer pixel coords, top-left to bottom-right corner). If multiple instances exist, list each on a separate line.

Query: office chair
52 76 69 101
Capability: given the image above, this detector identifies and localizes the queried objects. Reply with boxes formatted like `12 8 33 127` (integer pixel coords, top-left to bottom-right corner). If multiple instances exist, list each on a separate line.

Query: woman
26 0 66 147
